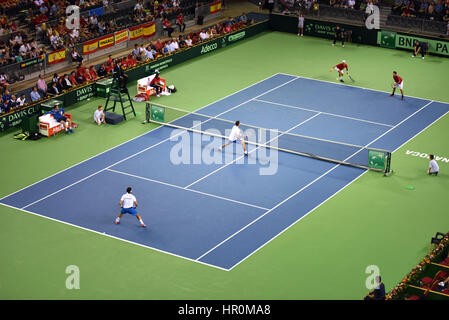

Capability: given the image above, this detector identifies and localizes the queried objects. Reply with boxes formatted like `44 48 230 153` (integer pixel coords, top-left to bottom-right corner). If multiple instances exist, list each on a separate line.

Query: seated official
94 105 106 125
48 105 73 134
113 63 128 88
48 82 61 95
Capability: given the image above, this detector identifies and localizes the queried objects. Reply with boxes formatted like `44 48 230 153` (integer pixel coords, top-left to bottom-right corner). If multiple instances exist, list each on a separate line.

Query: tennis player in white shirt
115 187 146 227
219 121 248 155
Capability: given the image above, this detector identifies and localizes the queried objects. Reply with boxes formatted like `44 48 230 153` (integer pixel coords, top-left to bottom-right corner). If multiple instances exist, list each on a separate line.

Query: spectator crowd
1 9 254 116
392 0 449 23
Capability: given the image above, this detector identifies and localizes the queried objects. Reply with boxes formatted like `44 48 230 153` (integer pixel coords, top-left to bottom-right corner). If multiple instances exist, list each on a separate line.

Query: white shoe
422 57 424 59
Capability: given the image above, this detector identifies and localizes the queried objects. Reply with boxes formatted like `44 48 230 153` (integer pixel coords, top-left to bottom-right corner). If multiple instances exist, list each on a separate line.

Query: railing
386 14 447 35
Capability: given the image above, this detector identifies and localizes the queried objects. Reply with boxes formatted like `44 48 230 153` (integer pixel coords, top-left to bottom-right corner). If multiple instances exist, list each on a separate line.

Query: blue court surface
1 73 448 271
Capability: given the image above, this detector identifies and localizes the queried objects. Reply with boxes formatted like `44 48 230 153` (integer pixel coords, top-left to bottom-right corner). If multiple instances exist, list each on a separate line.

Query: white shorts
394 81 404 90
335 67 344 74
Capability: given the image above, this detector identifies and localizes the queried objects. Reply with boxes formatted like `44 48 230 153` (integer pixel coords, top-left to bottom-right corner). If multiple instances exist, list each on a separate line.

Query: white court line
19 76 299 210
185 112 321 190
254 98 394 128
278 72 449 105
0 73 293 202
2 73 446 271
196 100 435 264
228 105 448 271
0 202 229 272
106 168 269 211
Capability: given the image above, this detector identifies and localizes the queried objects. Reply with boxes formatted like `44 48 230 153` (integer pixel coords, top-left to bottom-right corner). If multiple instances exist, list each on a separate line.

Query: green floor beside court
0 31 448 299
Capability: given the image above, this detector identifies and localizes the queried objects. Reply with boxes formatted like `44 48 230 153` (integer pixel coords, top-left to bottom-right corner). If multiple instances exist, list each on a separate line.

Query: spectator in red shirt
176 13 185 32
89 65 98 80
106 54 113 67
154 39 164 53
162 18 174 37
83 69 92 82
76 63 87 79
126 54 136 68
69 71 77 86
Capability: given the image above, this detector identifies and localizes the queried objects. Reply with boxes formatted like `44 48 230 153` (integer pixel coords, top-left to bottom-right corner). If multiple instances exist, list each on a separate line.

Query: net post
384 152 392 176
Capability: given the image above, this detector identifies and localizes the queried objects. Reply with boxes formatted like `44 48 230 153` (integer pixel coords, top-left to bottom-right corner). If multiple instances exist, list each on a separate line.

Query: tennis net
146 102 392 173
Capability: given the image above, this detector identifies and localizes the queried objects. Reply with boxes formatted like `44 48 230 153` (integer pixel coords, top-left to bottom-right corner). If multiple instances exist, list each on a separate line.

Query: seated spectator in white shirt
171 38 179 50
144 47 154 60
16 93 27 106
94 105 106 125
165 42 174 53
199 30 209 40
185 36 192 46
348 0 355 8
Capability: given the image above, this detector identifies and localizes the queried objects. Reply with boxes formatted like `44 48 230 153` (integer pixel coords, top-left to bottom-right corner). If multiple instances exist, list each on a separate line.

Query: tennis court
1 73 447 271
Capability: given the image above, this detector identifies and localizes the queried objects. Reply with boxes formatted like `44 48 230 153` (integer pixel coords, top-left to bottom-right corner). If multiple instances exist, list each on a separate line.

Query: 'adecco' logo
228 31 246 42
200 42 218 54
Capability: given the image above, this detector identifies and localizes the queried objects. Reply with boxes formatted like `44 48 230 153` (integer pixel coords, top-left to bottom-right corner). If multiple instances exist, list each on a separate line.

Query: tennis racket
348 74 355 82
240 131 253 139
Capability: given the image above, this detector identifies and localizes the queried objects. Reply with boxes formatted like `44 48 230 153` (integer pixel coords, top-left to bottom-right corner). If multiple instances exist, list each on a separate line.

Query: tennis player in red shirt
330 60 349 82
390 71 404 100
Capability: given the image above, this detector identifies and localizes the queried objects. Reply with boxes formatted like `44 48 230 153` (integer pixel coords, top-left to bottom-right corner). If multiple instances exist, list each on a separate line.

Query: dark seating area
387 14 447 34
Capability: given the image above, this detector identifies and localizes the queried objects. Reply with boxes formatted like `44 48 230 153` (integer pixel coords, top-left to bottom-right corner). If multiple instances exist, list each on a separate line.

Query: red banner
210 1 222 14
47 48 66 65
129 25 143 41
142 22 156 39
98 33 114 50
114 29 129 44
83 39 98 55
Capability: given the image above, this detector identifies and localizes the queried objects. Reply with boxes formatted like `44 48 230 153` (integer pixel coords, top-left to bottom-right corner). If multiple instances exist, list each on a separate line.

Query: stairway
380 6 392 29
